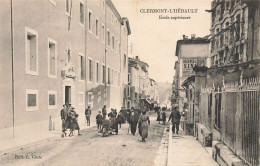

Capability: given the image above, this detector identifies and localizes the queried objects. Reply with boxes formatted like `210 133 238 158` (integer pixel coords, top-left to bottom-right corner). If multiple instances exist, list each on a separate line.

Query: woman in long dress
138 111 150 142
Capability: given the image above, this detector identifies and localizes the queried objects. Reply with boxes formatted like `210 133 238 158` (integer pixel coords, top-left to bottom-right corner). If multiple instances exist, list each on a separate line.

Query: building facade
173 35 210 112
128 56 159 110
193 1 260 165
0 0 130 140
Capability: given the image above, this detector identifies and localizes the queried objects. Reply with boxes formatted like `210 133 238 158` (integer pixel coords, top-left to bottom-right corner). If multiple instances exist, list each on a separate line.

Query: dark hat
88 106 90 108
98 111 101 113
72 107 75 109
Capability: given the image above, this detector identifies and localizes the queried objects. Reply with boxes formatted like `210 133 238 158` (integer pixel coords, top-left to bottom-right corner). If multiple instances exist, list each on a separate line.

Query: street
0 113 166 166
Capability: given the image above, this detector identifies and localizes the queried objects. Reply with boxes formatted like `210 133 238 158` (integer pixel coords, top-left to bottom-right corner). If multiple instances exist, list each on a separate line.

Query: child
162 111 166 125
117 112 125 128
96 111 103 130
157 109 161 124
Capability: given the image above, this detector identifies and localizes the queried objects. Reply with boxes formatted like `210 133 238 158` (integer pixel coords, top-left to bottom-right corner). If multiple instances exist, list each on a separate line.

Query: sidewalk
167 125 218 166
0 122 95 155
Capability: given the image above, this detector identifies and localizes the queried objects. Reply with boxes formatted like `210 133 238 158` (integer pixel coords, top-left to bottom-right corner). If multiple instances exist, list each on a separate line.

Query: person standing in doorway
85 106 92 126
102 105 107 119
168 106 181 134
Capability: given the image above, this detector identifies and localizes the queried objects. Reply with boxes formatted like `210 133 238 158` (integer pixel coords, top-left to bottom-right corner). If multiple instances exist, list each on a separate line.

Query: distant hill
157 82 172 107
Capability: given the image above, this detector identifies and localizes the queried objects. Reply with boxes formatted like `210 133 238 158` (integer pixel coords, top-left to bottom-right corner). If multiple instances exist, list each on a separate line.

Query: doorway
65 86 71 104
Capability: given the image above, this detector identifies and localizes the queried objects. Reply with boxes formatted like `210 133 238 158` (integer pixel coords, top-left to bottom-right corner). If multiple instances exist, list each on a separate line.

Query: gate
222 78 260 166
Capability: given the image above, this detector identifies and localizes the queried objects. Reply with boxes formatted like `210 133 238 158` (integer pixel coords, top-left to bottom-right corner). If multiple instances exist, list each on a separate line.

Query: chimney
191 34 196 40
135 56 139 60
182 35 186 40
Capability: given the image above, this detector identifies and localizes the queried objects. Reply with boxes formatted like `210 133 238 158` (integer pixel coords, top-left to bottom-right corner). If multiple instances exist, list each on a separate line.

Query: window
102 0 105 12
128 86 130 97
108 67 111 84
25 27 38 75
88 92 93 108
48 38 57 78
96 62 99 83
65 0 70 14
112 36 115 49
236 14 241 41
128 73 130 84
95 19 99 37
107 30 110 46
48 91 57 109
124 54 127 67
80 2 84 25
111 69 113 85
26 89 38 111
88 59 93 82
115 39 117 53
102 65 106 84
102 25 105 42
79 54 85 80
88 11 92 31
79 92 84 105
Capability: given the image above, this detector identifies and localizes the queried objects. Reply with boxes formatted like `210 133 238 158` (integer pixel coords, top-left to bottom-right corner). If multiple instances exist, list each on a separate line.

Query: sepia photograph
0 0 259 165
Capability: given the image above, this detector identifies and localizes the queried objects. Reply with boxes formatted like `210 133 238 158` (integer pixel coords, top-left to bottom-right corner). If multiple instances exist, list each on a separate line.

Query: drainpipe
250 8 255 61
104 0 107 105
119 18 122 107
10 0 15 138
85 0 87 109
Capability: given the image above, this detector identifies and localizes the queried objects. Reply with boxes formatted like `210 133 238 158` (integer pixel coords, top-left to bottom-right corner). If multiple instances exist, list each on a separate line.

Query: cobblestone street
0 113 166 166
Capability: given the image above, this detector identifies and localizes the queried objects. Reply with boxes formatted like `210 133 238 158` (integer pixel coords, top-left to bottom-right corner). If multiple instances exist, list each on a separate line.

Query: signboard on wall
182 58 206 77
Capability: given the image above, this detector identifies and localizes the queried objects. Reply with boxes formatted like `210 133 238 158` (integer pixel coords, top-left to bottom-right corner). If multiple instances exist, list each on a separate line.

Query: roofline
175 38 210 57
128 57 149 67
106 0 122 21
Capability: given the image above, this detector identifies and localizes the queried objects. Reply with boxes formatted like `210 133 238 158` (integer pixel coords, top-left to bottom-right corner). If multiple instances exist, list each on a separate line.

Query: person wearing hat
102 105 107 120
138 111 150 142
96 111 103 130
85 106 92 126
129 107 139 135
168 106 181 134
60 104 68 136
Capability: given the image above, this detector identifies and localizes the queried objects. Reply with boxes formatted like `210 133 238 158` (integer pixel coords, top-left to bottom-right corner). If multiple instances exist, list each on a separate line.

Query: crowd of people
60 103 185 141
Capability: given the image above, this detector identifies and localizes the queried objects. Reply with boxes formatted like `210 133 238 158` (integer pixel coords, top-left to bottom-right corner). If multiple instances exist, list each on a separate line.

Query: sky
112 0 212 83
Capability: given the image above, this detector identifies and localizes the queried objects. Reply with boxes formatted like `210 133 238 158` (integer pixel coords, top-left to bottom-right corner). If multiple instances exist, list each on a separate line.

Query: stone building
194 1 260 165
173 35 210 113
128 56 159 110
0 0 130 140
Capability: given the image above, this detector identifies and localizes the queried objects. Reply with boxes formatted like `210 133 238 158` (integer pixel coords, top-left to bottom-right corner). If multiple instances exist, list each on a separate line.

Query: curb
167 124 173 166
0 125 96 156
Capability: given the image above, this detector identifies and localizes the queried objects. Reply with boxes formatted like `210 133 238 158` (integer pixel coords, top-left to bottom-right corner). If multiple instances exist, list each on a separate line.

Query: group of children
95 108 125 130
156 108 167 125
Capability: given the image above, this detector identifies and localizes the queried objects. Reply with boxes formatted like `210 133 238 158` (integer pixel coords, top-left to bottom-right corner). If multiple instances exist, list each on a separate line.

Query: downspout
104 0 107 105
251 8 255 61
10 0 15 138
85 0 87 109
119 19 122 107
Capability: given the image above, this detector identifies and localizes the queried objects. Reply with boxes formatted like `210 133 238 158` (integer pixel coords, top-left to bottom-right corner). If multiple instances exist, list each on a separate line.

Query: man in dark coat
96 111 103 130
129 107 139 135
85 106 92 126
102 105 107 119
60 104 68 135
168 106 181 134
